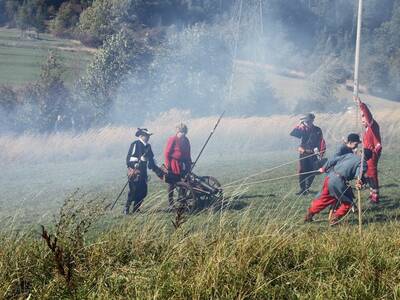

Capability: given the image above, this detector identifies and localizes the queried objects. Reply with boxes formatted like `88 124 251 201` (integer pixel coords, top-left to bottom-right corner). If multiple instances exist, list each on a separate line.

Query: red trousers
366 154 379 192
308 177 352 219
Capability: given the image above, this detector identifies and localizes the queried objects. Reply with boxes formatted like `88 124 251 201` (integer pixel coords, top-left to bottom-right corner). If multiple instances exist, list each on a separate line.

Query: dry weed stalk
39 191 105 290
172 204 186 230
40 225 75 289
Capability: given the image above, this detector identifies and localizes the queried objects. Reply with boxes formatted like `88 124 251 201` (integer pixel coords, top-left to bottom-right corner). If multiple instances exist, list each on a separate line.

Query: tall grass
1 193 400 299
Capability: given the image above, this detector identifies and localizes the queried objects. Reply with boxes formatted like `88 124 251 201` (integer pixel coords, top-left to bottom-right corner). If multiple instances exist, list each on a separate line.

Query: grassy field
1 144 400 298
0 152 400 299
1 27 400 298
0 28 94 85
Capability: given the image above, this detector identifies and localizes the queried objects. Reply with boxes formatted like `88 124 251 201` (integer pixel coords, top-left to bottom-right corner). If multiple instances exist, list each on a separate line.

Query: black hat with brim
135 128 153 137
347 133 361 143
300 113 315 121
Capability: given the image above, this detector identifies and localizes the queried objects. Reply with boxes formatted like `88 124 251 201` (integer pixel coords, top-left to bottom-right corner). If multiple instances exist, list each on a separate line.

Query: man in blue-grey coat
304 148 373 225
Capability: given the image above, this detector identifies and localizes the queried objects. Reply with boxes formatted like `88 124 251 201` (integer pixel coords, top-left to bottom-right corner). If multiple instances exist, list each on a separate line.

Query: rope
222 152 319 188
224 170 318 189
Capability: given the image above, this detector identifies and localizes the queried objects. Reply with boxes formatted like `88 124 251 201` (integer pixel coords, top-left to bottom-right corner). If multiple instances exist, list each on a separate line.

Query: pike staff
191 111 225 172
107 180 129 210
354 0 364 235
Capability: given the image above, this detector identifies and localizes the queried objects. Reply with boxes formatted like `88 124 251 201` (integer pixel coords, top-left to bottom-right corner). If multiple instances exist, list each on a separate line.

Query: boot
123 206 130 215
296 189 309 196
329 217 340 226
369 192 379 204
304 212 314 223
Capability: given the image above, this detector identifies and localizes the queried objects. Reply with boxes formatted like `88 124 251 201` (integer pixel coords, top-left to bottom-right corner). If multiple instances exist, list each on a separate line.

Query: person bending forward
304 149 373 225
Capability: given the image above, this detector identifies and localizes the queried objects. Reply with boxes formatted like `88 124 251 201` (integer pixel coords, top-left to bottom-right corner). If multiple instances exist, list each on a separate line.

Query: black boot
296 189 309 196
123 206 130 215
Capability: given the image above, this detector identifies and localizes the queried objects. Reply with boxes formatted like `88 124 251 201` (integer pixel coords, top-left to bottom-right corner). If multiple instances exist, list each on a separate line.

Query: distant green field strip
0 28 93 85
0 45 43 57
0 36 79 47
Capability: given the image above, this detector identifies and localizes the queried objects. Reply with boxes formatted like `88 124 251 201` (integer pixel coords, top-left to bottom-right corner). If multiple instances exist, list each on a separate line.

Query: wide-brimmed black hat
300 113 315 121
135 128 153 137
347 133 361 143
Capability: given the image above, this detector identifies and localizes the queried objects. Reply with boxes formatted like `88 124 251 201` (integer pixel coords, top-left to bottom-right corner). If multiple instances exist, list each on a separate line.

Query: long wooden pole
353 0 363 99
354 0 364 235
191 111 225 172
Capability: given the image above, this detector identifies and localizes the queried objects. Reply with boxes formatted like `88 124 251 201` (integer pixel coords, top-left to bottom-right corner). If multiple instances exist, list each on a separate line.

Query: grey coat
323 153 368 203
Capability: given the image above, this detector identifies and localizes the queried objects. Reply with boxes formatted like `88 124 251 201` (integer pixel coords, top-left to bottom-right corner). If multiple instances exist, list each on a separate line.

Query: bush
35 51 72 132
76 0 137 47
79 28 153 125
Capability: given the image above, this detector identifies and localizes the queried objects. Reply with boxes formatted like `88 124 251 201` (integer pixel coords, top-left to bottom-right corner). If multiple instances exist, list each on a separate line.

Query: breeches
309 177 352 219
126 179 148 210
366 155 379 191
298 154 318 190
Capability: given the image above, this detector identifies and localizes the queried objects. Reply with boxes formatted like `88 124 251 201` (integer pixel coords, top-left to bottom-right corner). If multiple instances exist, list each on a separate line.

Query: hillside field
0 28 93 85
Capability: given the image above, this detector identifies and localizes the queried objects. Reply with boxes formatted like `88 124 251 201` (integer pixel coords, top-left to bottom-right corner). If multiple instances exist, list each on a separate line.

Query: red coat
164 135 192 175
359 101 382 157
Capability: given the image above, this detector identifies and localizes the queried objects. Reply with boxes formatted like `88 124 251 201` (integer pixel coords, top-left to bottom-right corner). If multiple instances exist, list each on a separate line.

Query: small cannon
153 165 223 212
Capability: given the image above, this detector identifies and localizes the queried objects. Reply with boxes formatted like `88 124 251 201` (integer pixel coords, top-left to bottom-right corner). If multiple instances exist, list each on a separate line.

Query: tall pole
191 111 225 172
354 0 364 235
227 0 243 103
353 0 363 99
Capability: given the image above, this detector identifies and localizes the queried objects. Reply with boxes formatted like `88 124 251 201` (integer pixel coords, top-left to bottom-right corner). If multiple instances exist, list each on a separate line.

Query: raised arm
354 96 373 126
290 123 305 139
354 96 382 155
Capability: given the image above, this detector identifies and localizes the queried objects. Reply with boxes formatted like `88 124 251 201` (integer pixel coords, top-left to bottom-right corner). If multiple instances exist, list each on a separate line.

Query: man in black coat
124 128 156 214
290 113 326 195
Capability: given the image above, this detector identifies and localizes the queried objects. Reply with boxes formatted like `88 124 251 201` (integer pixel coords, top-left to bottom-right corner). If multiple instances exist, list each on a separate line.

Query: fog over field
1 99 400 222
2 1 400 298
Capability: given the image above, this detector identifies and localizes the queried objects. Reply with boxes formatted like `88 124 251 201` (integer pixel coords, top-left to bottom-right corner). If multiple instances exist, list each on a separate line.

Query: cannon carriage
153 165 223 212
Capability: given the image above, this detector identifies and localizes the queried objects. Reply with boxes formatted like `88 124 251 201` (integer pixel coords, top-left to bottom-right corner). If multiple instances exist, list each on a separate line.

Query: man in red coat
354 96 382 203
164 123 192 206
290 113 326 195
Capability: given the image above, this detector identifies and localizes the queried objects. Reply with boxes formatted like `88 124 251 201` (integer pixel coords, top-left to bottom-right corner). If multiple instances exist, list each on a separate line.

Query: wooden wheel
172 181 197 213
197 176 224 208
